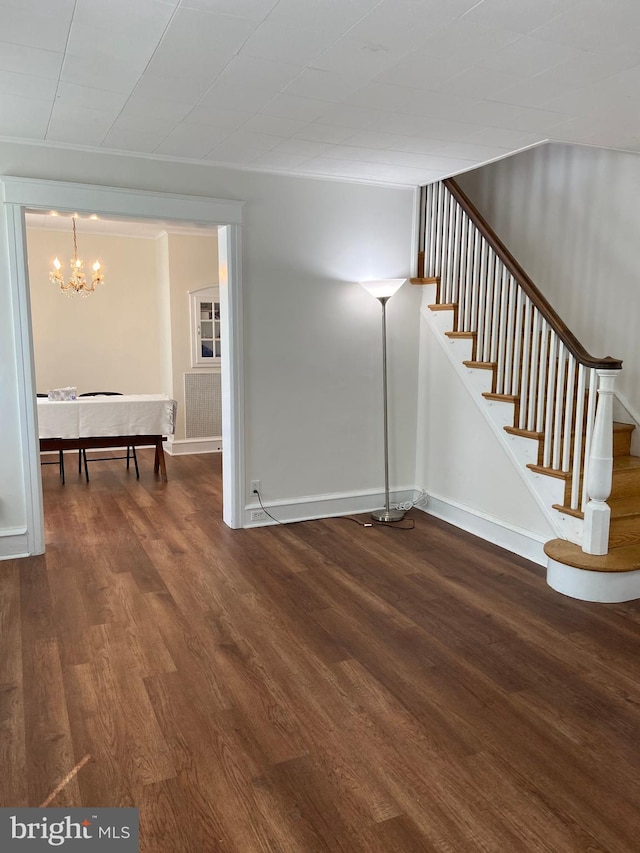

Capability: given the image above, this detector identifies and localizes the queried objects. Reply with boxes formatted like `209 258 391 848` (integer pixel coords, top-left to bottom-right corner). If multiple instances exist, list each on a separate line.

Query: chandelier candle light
50 216 104 296
359 277 407 523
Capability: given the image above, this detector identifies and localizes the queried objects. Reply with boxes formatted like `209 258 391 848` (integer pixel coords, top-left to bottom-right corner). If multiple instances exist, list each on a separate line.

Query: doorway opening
2 176 244 557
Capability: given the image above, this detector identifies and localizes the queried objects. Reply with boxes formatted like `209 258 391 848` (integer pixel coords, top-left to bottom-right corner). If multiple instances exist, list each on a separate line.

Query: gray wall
457 142 640 413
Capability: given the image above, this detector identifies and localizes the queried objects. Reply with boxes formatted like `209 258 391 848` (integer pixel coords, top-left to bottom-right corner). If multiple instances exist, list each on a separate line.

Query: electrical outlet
250 509 266 521
250 480 261 494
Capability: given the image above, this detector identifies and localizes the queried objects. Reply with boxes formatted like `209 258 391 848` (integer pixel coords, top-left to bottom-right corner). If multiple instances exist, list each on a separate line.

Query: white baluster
457 212 468 329
429 184 441 276
507 276 524 398
571 364 586 510
583 369 618 555
463 219 474 331
519 297 532 429
451 202 461 309
582 369 598 511
543 330 558 468
484 250 494 363
505 276 518 396
445 194 455 302
420 185 427 276
477 242 488 359
495 266 508 392
440 189 448 297
434 183 443 280
529 309 542 432
562 354 576 473
552 342 566 471
535 311 549 432
428 184 435 277
470 231 480 335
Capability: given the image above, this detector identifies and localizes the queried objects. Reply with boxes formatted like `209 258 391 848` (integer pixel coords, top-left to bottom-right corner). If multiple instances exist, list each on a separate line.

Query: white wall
457 142 640 414
156 234 173 402
0 228 24 535
26 228 162 395
240 175 420 500
0 140 416 554
165 232 219 443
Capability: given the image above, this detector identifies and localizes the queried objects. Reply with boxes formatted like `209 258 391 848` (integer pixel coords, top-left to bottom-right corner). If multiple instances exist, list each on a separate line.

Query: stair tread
613 422 635 433
428 303 456 311
445 331 476 338
544 538 640 573
505 426 544 441
483 392 518 402
410 276 439 284
463 360 497 370
527 464 569 480
552 504 583 519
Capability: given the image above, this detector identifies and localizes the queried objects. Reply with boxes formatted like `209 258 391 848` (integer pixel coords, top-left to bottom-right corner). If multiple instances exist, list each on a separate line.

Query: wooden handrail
443 177 622 371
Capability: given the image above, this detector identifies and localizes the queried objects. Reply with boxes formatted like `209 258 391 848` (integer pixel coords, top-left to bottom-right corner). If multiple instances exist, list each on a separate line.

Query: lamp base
371 507 406 523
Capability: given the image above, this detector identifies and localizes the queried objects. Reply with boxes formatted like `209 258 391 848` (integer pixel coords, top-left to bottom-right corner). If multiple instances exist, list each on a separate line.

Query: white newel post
583 369 618 555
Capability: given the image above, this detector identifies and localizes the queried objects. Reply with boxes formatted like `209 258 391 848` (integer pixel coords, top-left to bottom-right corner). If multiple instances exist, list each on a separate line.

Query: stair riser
609 533 640 550
609 517 640 548
614 430 633 458
610 470 640 501
559 467 640 506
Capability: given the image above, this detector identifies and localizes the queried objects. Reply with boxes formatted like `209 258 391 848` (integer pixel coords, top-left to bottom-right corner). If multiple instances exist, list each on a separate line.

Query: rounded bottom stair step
544 538 640 602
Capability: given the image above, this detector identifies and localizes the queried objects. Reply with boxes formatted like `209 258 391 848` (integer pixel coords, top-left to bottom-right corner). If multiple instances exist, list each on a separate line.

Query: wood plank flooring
3 451 640 851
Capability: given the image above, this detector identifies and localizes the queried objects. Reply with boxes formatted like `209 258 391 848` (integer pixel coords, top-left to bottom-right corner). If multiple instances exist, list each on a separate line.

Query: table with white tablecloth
37 394 177 482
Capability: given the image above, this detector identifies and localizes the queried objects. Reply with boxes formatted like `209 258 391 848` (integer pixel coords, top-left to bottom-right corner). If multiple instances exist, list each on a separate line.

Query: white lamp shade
359 278 406 299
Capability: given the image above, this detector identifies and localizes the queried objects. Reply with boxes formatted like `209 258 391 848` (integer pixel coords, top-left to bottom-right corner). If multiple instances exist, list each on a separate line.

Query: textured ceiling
2 0 640 186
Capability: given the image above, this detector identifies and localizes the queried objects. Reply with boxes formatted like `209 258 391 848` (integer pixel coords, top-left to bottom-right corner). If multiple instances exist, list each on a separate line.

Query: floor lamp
360 278 407 523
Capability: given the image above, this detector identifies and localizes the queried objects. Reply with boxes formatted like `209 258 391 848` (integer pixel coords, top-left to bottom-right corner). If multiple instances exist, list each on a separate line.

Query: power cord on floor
253 489 285 525
339 515 415 531
397 489 429 512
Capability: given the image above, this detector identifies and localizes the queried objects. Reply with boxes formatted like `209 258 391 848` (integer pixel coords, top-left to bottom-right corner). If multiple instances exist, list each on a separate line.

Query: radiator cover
184 372 222 438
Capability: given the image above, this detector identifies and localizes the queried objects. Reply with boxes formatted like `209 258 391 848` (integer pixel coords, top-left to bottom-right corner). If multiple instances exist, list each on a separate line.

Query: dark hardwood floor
3 451 640 851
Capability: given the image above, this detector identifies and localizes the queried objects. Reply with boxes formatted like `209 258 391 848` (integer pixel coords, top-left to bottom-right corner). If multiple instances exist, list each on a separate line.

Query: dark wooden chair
78 392 139 481
37 393 66 483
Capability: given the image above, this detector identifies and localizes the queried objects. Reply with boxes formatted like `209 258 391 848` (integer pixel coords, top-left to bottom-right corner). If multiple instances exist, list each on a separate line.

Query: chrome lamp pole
360 278 407 523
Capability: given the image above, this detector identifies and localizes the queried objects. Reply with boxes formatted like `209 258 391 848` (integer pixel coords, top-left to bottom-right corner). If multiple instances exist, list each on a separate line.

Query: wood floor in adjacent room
3 452 640 851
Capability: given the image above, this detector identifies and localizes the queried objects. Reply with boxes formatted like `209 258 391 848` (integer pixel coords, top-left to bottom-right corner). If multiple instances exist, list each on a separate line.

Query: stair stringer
418 283 583 546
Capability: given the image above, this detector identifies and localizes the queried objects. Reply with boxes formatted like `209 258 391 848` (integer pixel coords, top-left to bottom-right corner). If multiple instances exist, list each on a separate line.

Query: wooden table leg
154 439 168 482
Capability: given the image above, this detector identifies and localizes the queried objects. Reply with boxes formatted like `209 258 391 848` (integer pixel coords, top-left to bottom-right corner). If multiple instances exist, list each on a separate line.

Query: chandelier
49 217 104 296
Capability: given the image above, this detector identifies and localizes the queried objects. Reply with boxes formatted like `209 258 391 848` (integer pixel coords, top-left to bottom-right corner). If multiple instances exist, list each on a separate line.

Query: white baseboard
166 437 222 455
243 486 417 528
422 492 547 566
243 487 547 569
0 527 29 560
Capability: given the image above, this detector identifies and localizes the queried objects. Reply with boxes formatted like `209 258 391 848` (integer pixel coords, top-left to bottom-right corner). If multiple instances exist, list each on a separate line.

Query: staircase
416 178 640 602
